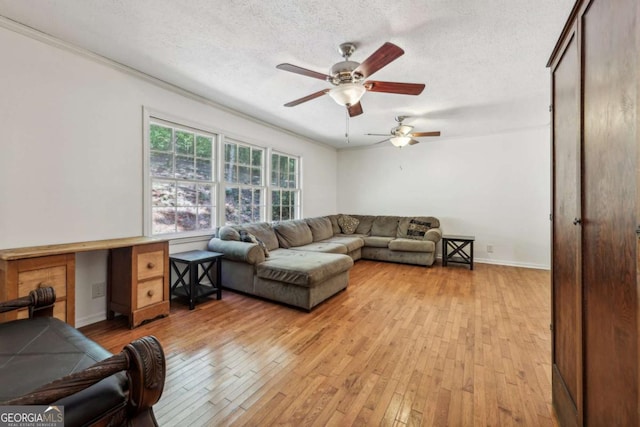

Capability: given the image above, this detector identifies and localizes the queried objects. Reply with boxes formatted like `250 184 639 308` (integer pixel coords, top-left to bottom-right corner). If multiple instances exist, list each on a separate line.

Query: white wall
337 127 551 269
0 24 337 326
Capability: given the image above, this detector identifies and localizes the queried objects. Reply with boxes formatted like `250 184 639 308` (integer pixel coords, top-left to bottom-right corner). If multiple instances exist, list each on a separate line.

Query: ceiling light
390 136 411 147
328 83 366 106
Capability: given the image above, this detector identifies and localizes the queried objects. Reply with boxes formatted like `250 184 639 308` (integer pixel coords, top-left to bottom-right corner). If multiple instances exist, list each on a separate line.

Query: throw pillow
338 214 360 235
218 225 240 241
239 229 270 257
406 219 431 240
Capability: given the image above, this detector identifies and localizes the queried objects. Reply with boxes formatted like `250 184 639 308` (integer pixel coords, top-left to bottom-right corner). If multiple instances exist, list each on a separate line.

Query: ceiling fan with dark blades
367 116 441 147
277 42 425 117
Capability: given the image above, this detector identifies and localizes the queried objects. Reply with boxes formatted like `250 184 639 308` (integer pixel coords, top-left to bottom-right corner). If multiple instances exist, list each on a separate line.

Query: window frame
222 138 266 225
143 108 220 238
269 150 301 222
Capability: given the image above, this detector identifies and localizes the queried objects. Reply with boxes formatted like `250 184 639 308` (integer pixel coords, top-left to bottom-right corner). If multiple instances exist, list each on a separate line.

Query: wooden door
551 28 581 427
582 0 638 423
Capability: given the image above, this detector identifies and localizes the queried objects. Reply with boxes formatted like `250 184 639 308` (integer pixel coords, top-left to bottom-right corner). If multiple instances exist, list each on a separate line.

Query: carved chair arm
1 336 166 418
0 286 56 317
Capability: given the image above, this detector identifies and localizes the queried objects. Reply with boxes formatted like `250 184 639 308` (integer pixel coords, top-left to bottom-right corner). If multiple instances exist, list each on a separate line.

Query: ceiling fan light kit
390 135 412 147
328 83 366 106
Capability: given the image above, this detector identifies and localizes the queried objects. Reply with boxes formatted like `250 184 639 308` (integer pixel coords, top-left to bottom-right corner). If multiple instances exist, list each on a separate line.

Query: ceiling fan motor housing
329 61 363 85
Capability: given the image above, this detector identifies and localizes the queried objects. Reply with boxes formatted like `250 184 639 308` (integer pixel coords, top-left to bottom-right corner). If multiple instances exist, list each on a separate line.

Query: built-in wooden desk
0 237 169 327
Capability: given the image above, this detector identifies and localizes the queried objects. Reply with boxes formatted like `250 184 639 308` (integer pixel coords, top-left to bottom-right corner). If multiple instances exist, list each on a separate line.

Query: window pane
177 207 197 231
272 190 280 206
280 156 288 174
282 191 290 206
289 173 296 188
152 207 175 234
196 135 212 158
225 187 239 224
238 146 250 165
282 207 290 220
197 184 213 205
239 166 250 185
198 207 212 229
150 152 173 178
252 150 262 166
177 183 196 205
195 158 212 180
253 189 261 205
224 163 233 182
289 158 296 173
225 143 236 162
176 155 194 180
271 154 279 174
152 181 175 206
150 124 172 151
251 167 261 185
272 206 280 221
175 131 194 155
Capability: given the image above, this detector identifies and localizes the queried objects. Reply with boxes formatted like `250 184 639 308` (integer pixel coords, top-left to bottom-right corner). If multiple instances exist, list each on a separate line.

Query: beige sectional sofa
207 214 441 310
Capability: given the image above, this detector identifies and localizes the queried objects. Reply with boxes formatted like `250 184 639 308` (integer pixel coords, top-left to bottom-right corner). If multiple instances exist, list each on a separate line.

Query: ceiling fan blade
283 89 329 107
411 131 441 137
408 139 421 145
353 42 404 79
373 138 390 145
364 81 425 95
348 102 363 117
365 133 390 136
276 63 331 81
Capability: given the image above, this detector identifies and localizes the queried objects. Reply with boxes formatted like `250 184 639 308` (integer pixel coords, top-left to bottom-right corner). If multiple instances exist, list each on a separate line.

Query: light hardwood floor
81 260 557 426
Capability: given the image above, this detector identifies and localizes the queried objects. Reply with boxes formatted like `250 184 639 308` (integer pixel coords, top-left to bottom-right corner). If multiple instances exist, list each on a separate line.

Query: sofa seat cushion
388 238 435 253
362 236 394 248
289 242 348 255
320 236 364 252
257 250 353 287
0 317 127 426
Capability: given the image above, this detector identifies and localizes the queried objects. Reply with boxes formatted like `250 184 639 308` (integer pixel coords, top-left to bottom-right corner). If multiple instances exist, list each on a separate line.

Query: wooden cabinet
0 254 75 325
548 0 639 425
108 241 169 328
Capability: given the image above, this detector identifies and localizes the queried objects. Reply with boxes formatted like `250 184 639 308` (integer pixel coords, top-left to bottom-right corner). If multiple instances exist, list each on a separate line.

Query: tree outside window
224 141 264 224
271 153 300 221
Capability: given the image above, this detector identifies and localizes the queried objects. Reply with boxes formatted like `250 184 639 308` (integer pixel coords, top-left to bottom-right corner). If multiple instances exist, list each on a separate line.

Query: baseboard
436 255 549 270
76 313 107 328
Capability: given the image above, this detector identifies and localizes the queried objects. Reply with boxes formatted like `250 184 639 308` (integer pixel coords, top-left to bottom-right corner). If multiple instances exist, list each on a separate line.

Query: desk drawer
18 266 67 298
137 278 164 309
137 251 164 281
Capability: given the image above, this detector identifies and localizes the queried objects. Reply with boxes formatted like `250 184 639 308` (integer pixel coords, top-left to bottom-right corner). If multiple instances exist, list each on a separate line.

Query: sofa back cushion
351 215 375 235
371 216 400 237
274 220 313 248
326 215 342 234
306 217 334 241
397 216 440 239
238 222 279 251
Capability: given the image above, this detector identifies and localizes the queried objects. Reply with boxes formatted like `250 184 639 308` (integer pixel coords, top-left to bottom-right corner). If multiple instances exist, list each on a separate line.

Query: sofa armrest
208 238 265 265
424 228 442 243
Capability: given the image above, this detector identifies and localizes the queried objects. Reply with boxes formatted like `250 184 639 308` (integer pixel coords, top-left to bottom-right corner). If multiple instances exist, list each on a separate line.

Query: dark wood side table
169 250 223 310
442 235 475 270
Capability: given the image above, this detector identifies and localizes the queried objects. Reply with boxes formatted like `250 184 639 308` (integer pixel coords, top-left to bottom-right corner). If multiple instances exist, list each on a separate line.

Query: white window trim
143 107 221 238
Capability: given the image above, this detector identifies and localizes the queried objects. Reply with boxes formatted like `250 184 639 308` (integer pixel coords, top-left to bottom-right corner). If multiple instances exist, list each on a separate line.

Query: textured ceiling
0 0 574 148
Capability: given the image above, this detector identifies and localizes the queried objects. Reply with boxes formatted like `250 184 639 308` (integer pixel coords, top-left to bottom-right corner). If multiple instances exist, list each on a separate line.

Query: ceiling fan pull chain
345 109 350 143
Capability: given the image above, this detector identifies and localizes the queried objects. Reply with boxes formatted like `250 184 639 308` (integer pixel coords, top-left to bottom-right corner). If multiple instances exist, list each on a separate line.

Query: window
148 120 216 235
270 152 300 221
224 140 264 224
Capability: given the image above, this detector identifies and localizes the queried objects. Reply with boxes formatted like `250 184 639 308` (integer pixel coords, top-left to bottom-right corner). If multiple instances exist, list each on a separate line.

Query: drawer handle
147 289 155 297
147 262 155 269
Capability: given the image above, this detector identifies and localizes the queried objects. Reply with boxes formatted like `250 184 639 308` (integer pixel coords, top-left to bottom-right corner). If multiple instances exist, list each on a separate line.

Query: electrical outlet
487 244 494 253
91 282 106 299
